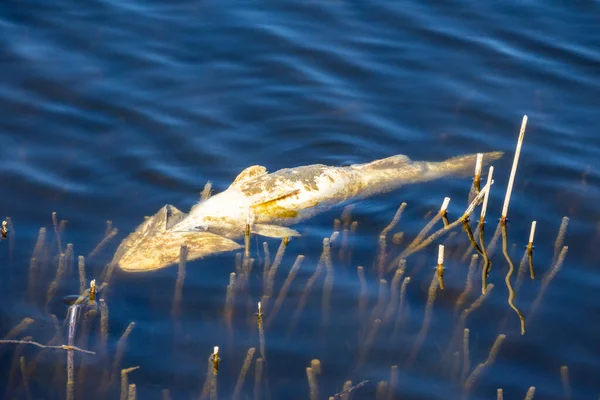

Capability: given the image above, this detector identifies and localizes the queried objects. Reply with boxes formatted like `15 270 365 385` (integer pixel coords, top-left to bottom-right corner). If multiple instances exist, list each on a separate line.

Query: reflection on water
1 0 600 399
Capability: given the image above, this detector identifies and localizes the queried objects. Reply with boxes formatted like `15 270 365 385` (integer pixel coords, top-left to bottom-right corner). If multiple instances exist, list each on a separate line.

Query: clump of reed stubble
0 213 139 400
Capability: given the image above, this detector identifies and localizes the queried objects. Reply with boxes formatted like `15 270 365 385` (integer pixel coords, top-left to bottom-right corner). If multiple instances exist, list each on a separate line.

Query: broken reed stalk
357 266 367 321
368 279 388 325
356 319 382 371
322 239 335 328
377 202 407 277
199 354 213 400
561 365 571 400
497 388 503 400
382 260 406 325
224 273 237 331
67 305 80 400
20 356 31 400
306 366 319 400
210 347 219 400
403 197 450 257
254 357 264 400
530 246 569 318
267 255 304 327
387 365 398 400
524 386 536 400
78 256 86 294
6 336 30 398
89 227 118 260
128 384 137 400
454 254 479 318
263 238 289 311
553 217 569 266
52 212 63 254
405 270 439 368
501 223 526 335
390 276 411 343
437 244 445 289
287 238 329 337
45 253 67 312
171 244 189 321
463 334 506 395
397 183 491 262
262 242 270 290
523 220 536 281
109 322 136 389
99 299 109 361
256 303 266 362
232 347 255 400
121 367 140 400
376 382 388 399
461 328 470 384
501 115 528 223
77 301 98 392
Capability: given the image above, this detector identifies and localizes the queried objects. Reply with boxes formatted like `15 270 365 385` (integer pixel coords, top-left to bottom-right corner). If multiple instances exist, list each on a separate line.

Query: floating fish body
114 151 502 272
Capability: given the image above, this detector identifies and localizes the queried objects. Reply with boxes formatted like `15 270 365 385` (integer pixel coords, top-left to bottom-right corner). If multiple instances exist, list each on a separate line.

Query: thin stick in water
232 347 255 400
501 115 528 222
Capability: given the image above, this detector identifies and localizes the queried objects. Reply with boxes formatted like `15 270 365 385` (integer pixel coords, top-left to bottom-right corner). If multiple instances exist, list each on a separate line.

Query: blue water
1 1 599 399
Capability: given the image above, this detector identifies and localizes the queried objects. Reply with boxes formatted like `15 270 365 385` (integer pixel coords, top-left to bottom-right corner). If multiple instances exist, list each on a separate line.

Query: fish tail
417 151 504 181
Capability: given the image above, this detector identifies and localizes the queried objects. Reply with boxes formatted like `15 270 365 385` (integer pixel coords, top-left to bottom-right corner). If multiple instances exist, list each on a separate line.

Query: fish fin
165 205 188 230
230 165 268 188
352 154 411 170
250 189 302 218
251 224 301 238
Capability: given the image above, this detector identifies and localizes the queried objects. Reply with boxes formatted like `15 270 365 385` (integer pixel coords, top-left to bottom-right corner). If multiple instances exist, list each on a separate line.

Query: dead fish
115 151 502 272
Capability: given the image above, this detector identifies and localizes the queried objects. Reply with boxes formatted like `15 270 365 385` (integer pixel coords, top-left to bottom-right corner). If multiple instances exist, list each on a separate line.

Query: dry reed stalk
356 319 381 371
461 328 470 384
64 243 74 277
501 115 528 223
89 227 118 260
368 279 388 327
553 217 569 266
479 166 494 225
306 367 319 400
0 339 96 355
402 198 450 257
232 347 255 400
437 244 445 289
201 181 213 201
45 253 67 312
254 358 264 400
405 271 439 368
382 260 406 324
109 322 136 388
263 239 289 309
338 205 353 263
5 336 30 399
171 245 189 321
52 212 62 254
322 238 335 328
376 381 388 400
287 239 328 337
121 367 140 400
340 381 353 400
77 256 86 294
199 354 213 400
390 277 411 344
377 203 407 277
99 299 109 361
262 242 271 290
524 386 536 400
357 266 367 321
128 383 137 400
455 254 479 318
530 246 568 318
258 303 267 362
527 221 537 279
20 356 31 400
67 305 80 400
397 184 491 262
387 365 398 400
561 365 571 400
28 227 48 305
267 255 304 327
463 334 506 394
478 221 493 294
497 388 503 400
224 273 237 331
501 223 526 335
76 301 98 392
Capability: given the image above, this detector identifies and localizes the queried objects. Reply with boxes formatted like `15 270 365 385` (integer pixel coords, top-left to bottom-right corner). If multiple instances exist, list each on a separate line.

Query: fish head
112 205 243 272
